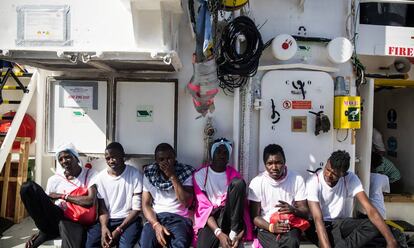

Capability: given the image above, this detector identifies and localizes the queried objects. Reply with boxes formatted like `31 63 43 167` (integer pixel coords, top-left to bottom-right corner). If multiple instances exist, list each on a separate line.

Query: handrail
0 71 37 173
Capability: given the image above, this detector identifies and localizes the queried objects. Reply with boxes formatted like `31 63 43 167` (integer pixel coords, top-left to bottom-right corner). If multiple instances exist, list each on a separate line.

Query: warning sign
292 100 312 109
283 100 292 109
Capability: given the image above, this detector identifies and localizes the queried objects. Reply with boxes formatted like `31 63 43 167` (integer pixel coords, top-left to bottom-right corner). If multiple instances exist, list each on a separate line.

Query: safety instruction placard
136 105 153 122
292 100 312 109
62 86 94 109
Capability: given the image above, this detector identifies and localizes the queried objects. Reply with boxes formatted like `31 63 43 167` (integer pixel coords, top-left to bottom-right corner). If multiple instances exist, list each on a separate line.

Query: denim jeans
140 212 193 248
86 217 142 248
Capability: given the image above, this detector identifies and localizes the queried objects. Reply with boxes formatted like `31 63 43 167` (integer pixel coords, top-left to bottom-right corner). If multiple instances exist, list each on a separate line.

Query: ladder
0 65 37 173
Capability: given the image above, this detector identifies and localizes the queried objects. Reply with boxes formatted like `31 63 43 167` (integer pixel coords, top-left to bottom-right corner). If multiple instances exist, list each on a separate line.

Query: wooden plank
1 154 12 217
18 138 30 222
384 193 414 203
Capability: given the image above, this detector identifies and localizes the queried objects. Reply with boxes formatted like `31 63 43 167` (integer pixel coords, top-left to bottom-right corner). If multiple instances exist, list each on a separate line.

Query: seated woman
20 144 98 248
193 138 253 248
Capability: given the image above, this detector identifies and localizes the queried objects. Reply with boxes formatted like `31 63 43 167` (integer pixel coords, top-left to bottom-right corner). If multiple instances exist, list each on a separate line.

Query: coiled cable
216 16 263 93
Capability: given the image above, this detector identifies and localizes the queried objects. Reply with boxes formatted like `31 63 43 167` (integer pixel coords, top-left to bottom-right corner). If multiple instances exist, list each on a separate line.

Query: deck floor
0 218 317 247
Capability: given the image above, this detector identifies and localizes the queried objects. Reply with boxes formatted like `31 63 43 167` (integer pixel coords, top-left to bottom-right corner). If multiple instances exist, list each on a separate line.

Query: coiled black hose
216 16 263 93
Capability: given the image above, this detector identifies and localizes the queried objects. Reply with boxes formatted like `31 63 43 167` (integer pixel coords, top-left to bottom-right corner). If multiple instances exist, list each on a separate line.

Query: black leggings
20 181 85 248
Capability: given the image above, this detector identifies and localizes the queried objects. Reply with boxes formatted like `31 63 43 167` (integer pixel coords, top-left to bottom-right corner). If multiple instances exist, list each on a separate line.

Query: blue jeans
86 217 142 248
140 212 193 248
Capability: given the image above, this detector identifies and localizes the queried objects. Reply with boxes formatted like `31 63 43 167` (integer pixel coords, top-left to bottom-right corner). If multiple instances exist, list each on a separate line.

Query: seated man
249 144 309 248
140 143 195 248
193 138 253 248
371 152 401 184
86 142 143 248
20 144 97 248
306 150 397 248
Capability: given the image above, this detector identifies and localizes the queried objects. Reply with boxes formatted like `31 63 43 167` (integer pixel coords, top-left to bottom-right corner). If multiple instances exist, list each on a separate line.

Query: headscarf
210 138 232 159
55 143 82 165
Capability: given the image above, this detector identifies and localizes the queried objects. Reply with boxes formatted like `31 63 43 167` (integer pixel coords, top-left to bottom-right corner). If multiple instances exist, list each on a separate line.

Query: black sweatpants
197 178 246 248
257 228 301 248
20 181 85 248
305 218 380 248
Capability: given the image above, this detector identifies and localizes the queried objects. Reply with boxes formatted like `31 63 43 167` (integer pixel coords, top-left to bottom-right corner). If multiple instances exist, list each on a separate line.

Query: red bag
61 169 97 226
270 212 310 232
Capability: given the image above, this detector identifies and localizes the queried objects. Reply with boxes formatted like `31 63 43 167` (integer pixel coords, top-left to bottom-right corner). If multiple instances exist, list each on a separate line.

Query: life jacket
187 57 219 116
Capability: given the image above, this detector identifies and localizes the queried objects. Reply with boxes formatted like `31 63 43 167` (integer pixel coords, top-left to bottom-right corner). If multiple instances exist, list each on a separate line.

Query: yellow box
334 96 361 129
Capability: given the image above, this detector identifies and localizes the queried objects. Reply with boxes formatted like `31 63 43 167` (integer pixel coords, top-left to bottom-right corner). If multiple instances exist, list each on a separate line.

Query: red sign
387 46 414 57
292 100 312 109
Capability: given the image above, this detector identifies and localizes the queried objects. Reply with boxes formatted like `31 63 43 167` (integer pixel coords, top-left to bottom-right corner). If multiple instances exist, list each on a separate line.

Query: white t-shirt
143 175 192 218
95 165 143 219
306 171 364 221
194 167 227 206
248 170 307 222
369 173 390 219
46 167 98 209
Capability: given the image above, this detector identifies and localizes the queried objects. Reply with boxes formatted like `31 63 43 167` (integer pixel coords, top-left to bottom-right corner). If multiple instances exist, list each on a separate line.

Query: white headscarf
210 138 233 159
55 143 82 166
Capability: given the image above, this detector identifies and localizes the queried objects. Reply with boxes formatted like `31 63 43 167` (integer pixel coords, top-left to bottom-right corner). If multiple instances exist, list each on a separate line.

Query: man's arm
66 185 97 207
48 186 97 207
277 200 309 219
250 201 269 230
206 215 232 248
170 177 193 207
356 191 397 247
308 200 331 248
115 192 141 232
97 199 112 248
142 191 170 247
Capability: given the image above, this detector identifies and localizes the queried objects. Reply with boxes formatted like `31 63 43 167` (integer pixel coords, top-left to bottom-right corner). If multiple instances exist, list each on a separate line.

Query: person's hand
386 239 398 248
217 232 232 248
154 223 170 247
276 200 295 215
25 232 39 248
101 225 112 248
110 229 121 245
272 221 290 234
230 230 244 248
159 160 176 179
48 192 63 200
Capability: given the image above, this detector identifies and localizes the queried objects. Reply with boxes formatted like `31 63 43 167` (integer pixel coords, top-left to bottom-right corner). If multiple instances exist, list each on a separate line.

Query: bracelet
64 194 69 201
268 223 275 233
115 227 123 234
152 222 161 229
214 228 222 237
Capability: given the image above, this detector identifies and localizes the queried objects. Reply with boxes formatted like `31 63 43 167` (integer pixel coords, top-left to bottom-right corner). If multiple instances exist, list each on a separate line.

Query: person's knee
20 181 36 196
230 178 246 190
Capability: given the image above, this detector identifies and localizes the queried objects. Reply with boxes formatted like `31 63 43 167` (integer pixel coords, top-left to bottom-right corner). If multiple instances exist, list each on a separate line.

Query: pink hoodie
192 164 253 246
